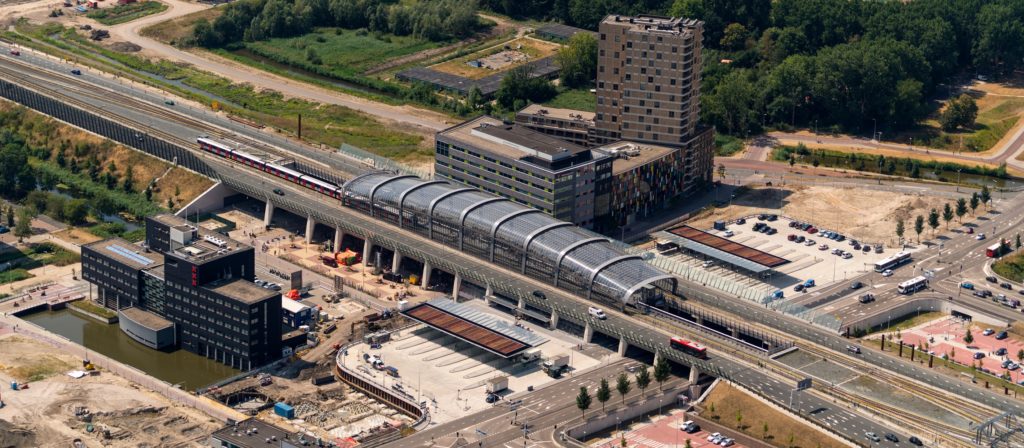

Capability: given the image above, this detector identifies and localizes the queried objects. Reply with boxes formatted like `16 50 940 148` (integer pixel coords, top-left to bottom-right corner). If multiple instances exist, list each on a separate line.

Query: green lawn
87 1 168 26
898 98 1024 152
715 134 744 156
542 88 595 112
244 28 441 78
70 300 117 319
770 145 1008 180
993 251 1024 282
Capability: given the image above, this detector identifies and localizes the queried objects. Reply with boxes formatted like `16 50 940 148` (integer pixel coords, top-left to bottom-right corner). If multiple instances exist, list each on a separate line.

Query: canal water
22 309 237 390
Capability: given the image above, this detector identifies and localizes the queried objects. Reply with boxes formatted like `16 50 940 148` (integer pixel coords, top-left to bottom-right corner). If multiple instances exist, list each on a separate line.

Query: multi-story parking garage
341 172 677 307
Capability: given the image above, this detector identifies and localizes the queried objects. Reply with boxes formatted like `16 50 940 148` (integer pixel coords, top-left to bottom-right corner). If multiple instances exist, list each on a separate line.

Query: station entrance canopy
658 225 789 274
401 298 547 358
341 172 676 305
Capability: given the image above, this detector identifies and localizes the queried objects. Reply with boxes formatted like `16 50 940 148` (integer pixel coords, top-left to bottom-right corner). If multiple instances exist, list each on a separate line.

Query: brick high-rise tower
594 15 704 146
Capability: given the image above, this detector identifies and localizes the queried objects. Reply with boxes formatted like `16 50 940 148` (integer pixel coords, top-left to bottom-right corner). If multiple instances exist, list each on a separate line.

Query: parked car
707 432 721 443
803 279 816 287
735 218 746 225
966 227 975 234
794 284 805 292
996 347 1008 356
987 276 999 283
961 282 975 290
588 307 607 320
766 227 777 235
863 245 872 252
723 230 735 237
974 352 986 360
719 438 735 447
796 235 805 243
996 331 1008 340
882 269 893 277
874 245 883 253
842 252 853 259
819 244 829 250
804 239 816 246
983 328 995 336
977 233 987 240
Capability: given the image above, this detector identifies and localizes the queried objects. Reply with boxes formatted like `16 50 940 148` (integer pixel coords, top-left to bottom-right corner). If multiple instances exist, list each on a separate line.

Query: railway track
0 55 366 179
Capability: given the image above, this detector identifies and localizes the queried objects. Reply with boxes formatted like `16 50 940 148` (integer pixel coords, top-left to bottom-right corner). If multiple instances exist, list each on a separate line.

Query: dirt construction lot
0 331 219 447
701 382 844 448
688 185 950 246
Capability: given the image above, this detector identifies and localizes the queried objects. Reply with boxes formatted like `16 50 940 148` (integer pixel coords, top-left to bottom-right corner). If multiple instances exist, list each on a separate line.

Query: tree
763 422 770 440
1017 233 1022 250
980 185 992 209
55 149 66 167
789 155 796 167
685 439 692 448
702 69 759 136
914 215 924 243
720 23 749 51
14 208 32 240
973 3 1024 76
615 372 631 404
495 65 556 110
466 86 484 110
167 198 175 209
970 192 980 215
63 199 89 225
895 219 905 242
596 378 611 412
964 328 974 345
927 208 940 235
556 32 598 88
942 203 954 229
736 409 743 429
575 386 591 419
635 366 651 396
1017 348 1023 363
956 198 968 223
717 163 726 181
939 94 979 131
122 165 135 193
653 356 671 391
6 205 13 228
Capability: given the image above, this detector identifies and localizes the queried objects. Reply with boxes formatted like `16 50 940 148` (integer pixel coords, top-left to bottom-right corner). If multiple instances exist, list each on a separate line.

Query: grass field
542 88 595 112
702 382 844 448
139 6 221 45
431 36 560 79
993 251 1024 282
770 145 1007 180
895 90 1024 153
70 300 118 319
244 28 441 78
87 0 168 26
0 242 81 272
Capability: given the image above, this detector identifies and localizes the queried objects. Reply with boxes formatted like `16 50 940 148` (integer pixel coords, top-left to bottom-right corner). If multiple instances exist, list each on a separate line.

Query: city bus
897 276 929 295
670 337 708 359
874 251 912 272
986 241 1009 258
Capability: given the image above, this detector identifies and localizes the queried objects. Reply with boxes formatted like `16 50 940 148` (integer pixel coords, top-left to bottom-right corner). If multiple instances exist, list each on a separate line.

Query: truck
485 376 508 394
519 348 542 364
542 354 569 378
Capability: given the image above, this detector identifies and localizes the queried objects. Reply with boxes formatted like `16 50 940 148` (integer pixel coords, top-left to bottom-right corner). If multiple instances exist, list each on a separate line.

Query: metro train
197 137 344 199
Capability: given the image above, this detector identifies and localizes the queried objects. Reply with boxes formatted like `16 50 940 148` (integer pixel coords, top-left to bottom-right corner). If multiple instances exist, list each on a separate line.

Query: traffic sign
796 377 812 391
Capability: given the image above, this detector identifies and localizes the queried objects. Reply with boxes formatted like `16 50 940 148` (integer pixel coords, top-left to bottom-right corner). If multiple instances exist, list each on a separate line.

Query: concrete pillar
696 316 704 326
363 239 373 266
689 366 700 384
484 284 493 305
549 311 559 329
653 351 661 368
518 297 526 309
583 323 594 343
618 339 628 357
731 327 740 338
392 250 403 273
263 201 275 226
421 261 433 288
334 227 343 252
452 275 462 301
305 216 315 244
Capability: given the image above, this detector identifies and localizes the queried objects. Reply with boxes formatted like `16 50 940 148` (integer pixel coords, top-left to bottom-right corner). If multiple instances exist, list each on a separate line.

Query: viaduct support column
421 261 433 288
452 275 462 301
549 311 559 330
334 227 343 252
305 216 315 244
518 297 526 309
392 250 403 273
689 366 700 384
363 239 373 267
263 202 275 227
653 352 662 368
583 323 594 343
617 339 628 357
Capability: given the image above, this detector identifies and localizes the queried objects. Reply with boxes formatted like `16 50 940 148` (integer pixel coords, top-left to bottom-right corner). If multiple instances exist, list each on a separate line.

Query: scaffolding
341 172 676 305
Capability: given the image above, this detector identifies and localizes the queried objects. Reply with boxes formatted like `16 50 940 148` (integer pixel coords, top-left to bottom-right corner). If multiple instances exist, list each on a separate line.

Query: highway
0 41 1001 446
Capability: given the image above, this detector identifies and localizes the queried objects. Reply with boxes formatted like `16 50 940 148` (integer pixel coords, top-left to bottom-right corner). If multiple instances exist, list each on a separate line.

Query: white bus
874 251 912 272
897 276 928 295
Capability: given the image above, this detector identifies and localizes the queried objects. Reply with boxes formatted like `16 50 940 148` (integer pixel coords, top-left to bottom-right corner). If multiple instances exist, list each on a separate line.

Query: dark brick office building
82 214 282 370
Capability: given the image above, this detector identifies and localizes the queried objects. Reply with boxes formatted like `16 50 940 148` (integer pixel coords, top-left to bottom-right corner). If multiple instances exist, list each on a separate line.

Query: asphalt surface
0 40 996 446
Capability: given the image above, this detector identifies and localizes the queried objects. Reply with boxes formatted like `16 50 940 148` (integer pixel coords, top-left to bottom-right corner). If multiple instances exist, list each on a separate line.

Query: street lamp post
873 118 877 141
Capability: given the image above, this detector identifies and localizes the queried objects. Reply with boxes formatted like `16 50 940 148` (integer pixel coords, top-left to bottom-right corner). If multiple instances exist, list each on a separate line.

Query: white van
588 307 607 319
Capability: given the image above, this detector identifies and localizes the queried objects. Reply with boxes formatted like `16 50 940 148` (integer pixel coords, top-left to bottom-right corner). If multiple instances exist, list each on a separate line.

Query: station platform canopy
658 225 789 274
401 298 547 358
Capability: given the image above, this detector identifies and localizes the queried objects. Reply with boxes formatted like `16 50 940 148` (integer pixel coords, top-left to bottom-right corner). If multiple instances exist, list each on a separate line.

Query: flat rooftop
154 214 250 264
518 104 595 125
401 298 547 358
86 238 165 270
439 116 594 164
664 225 789 272
211 418 299 448
602 14 702 34
597 140 680 174
206 279 279 305
119 307 173 331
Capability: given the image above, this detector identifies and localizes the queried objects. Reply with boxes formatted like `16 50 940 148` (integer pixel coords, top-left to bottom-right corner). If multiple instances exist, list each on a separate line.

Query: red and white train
670 337 708 359
197 137 344 198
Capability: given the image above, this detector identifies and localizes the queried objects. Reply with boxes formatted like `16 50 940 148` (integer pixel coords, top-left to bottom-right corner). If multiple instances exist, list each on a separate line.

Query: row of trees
576 356 672 417
895 186 993 244
193 0 480 47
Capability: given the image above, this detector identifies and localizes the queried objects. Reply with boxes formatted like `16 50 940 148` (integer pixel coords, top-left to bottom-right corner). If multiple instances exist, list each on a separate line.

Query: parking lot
337 301 602 424
589 409 749 448
664 216 894 299
896 317 1024 384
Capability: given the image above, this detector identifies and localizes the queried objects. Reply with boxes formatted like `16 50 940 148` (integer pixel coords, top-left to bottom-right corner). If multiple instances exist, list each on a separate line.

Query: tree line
193 0 481 47
482 0 1024 137
895 186 993 244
